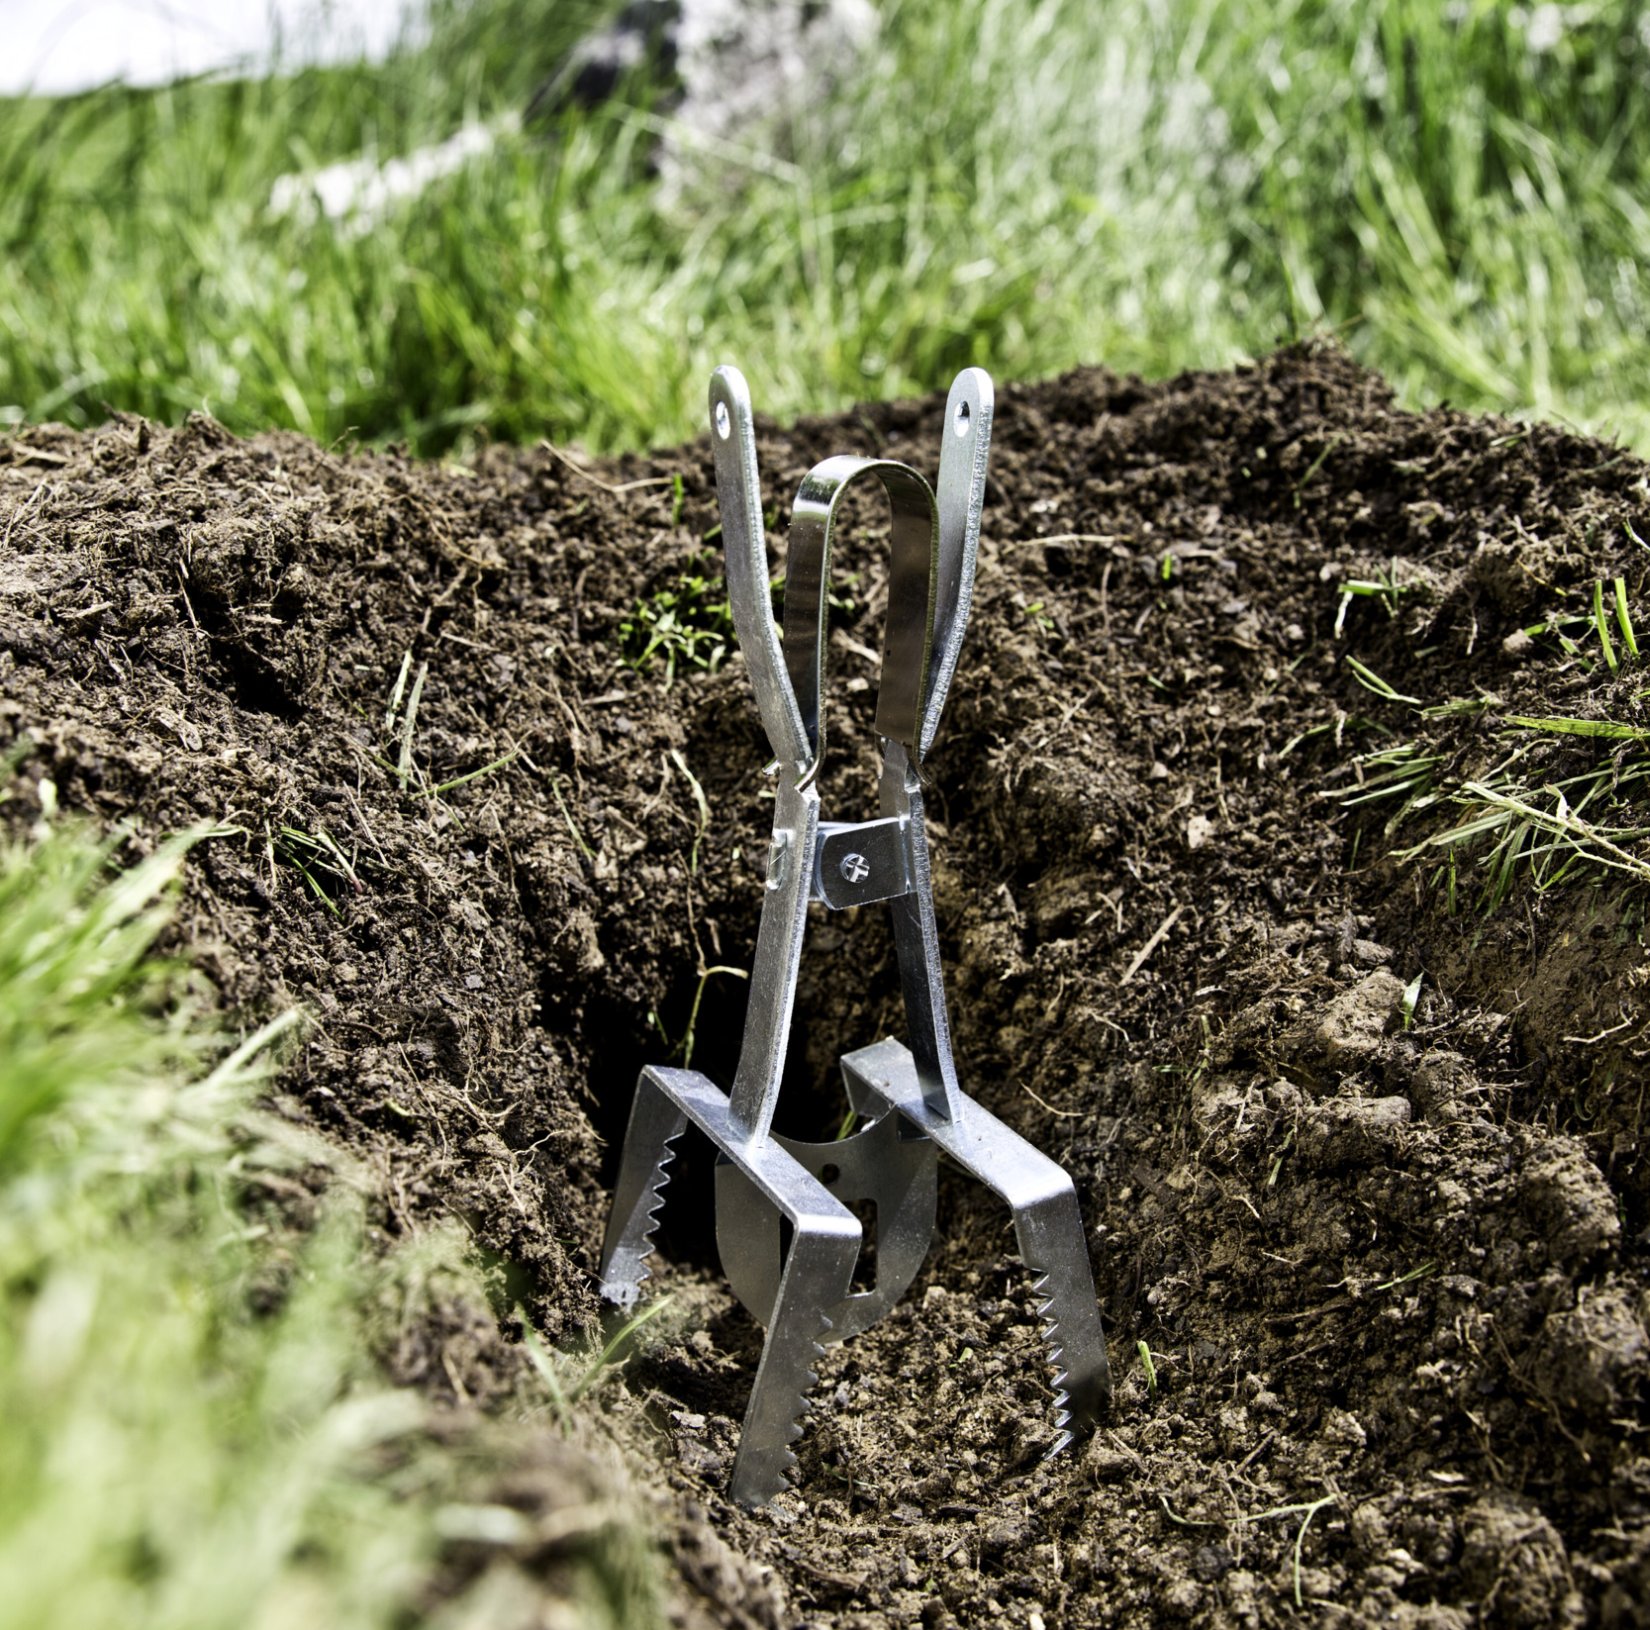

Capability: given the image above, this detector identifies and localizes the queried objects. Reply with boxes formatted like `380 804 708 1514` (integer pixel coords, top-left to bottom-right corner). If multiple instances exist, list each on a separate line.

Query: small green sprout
1594 580 1620 673
1400 971 1423 1029
619 562 735 684
1335 561 1410 636
678 963 747 1069
668 748 712 874
1614 578 1641 659
1022 598 1055 634
419 747 521 799
1374 1261 1437 1292
1503 715 1650 742
272 824 359 913
1293 432 1345 507
1339 743 1444 815
548 769 595 860
827 570 861 616
1523 578 1642 673
1290 1495 1338 1607
1345 655 1421 706
1137 1340 1159 1401
521 1296 678 1428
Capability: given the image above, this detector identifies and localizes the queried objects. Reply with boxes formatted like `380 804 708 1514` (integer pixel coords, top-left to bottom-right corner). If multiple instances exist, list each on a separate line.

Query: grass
525 1294 682 1432
5 2 1650 455
1136 1340 1159 1401
1334 573 1650 913
0 804 661 1630
1525 575 1644 675
1400 762 1650 911
1334 562 1413 636
1159 1487 1340 1607
618 562 735 685
271 822 359 912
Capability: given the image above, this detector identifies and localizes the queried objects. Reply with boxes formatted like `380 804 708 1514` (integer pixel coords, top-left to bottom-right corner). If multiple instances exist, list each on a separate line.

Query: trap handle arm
709 367 811 774
709 366 992 780
925 368 993 759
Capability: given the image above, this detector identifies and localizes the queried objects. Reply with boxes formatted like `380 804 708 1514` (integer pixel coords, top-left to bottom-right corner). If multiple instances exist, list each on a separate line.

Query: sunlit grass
3 0 1648 454
0 800 661 1630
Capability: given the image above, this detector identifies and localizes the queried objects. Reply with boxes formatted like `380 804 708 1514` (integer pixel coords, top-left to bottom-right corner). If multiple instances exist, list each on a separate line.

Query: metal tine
597 1073 688 1309
596 1069 860 1504
613 1067 861 1508
728 1221 858 1505
840 1037 1115 1437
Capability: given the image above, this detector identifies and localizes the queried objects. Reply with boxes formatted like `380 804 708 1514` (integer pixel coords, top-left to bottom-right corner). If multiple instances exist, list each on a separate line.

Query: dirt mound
4 345 1649 1627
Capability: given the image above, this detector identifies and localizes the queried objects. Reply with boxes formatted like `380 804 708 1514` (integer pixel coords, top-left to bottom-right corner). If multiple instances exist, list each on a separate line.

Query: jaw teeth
1030 1269 1076 1451
629 1128 684 1295
746 1309 834 1503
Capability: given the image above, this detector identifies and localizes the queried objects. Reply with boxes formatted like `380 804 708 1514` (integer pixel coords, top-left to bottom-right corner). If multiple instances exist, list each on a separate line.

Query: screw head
840 852 871 885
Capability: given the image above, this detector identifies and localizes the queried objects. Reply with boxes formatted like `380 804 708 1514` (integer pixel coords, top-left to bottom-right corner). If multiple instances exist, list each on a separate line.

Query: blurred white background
2 0 420 95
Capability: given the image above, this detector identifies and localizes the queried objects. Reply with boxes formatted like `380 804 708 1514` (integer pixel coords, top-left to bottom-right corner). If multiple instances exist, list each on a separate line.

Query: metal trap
598 366 1112 1505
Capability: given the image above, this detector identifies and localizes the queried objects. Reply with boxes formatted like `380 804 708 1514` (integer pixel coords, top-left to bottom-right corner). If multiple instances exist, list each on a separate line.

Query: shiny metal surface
924 367 993 760
595 364 1111 1507
598 1066 860 1507
783 454 939 764
881 740 966 1124
709 367 809 773
841 1037 1114 1437
812 816 912 910
718 1104 936 1342
727 773 817 1142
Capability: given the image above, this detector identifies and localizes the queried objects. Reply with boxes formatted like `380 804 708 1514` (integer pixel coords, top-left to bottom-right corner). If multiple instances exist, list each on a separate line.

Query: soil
4 343 1649 1629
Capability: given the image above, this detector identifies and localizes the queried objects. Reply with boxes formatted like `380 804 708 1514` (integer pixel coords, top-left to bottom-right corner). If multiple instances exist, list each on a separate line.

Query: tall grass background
3 0 1648 455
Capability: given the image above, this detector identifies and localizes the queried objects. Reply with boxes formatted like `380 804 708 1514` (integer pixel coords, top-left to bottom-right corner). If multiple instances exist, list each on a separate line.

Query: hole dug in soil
4 344 1650 1628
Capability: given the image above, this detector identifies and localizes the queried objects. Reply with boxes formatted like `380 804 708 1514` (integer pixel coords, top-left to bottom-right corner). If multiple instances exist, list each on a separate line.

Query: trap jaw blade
597 1067 859 1506
595 365 1112 1506
717 1091 938 1344
840 1039 1113 1435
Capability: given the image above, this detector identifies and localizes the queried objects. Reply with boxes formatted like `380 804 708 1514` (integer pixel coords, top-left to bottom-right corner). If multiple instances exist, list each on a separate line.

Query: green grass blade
1593 580 1619 674
1614 577 1640 660
1504 715 1650 741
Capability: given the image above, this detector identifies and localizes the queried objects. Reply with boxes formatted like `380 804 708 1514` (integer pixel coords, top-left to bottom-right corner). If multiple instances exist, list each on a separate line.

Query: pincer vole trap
598 367 1113 1506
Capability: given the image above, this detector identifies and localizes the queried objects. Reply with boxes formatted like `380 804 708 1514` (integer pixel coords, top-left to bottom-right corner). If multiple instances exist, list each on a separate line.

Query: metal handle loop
782 455 939 777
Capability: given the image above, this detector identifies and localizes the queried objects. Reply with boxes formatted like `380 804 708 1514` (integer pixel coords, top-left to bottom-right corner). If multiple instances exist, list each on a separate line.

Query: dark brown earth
4 344 1649 1628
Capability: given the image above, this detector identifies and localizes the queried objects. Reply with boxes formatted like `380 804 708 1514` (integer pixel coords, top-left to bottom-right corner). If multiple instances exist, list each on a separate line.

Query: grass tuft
0 807 662 1629
619 567 735 685
1337 568 1650 913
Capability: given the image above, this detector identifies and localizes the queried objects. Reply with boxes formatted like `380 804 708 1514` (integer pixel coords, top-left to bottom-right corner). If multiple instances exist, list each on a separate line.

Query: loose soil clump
4 344 1649 1628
